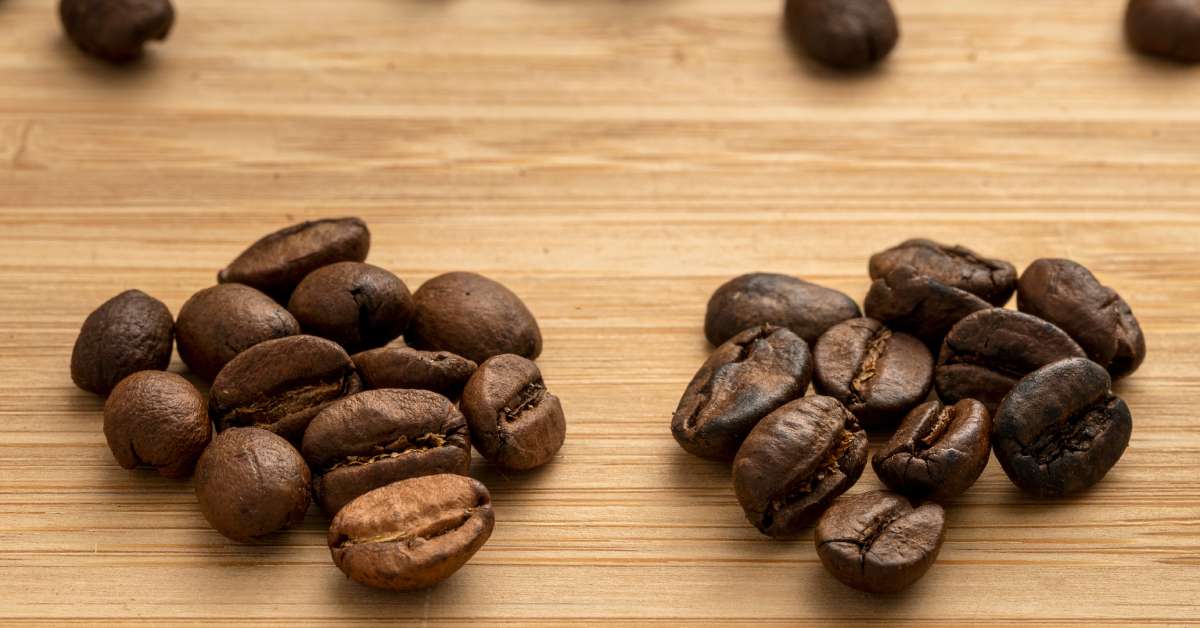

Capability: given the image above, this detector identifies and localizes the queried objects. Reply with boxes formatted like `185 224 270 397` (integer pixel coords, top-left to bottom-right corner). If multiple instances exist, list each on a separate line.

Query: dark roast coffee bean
302 389 471 515
993 358 1132 497
175 283 299 381
218 217 370 300
869 238 1016 306
195 427 311 542
208 335 361 443
1017 258 1146 379
70 289 174 395
59 0 174 63
1126 0 1200 63
812 318 932 430
352 346 477 399
461 354 565 470
704 273 861 347
784 0 899 69
872 399 991 502
673 325 813 460
103 371 211 479
815 491 945 594
408 272 542 363
732 395 868 538
864 265 991 348
288 262 414 353
936 308 1086 412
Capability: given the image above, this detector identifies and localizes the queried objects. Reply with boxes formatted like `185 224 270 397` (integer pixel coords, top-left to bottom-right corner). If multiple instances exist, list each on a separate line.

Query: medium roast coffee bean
103 371 211 479
408 272 542 363
352 346 477 399
815 491 945 594
993 358 1133 497
704 273 861 347
784 0 899 69
1017 258 1147 379
869 238 1017 306
328 474 494 591
195 428 311 542
288 262 414 353
1125 0 1200 63
864 265 991 348
935 308 1086 412
461 354 565 470
302 389 471 515
59 0 174 63
732 395 868 538
208 335 361 443
872 399 991 502
175 283 300 381
673 325 813 460
71 289 174 395
812 318 932 430
218 217 370 300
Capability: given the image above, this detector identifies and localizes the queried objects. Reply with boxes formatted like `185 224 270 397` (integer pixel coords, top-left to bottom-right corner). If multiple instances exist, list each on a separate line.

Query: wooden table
2 0 1198 624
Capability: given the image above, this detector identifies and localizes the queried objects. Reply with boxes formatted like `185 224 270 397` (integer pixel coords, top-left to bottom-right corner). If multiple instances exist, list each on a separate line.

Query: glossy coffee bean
732 396 868 538
673 325 813 460
328 474 494 591
352 346 477 399
71 289 174 395
218 217 370 300
704 273 860 347
1125 0 1200 63
461 354 565 470
872 399 991 502
784 0 899 69
175 283 300 381
864 265 991 348
59 0 174 63
408 272 542 364
103 371 211 479
993 358 1132 497
195 428 311 542
287 262 414 353
869 238 1017 306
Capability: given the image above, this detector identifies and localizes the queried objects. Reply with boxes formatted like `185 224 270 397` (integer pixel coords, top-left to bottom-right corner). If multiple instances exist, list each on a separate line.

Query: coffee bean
328 474 494 591
1125 0 1200 63
864 265 991 348
461 354 565 471
704 273 861 347
935 308 1086 412
103 371 211 479
408 272 542 364
288 262 414 353
813 317 932 430
869 238 1016 306
71 289 174 395
732 395 868 538
814 491 945 593
1017 258 1146 379
784 0 899 69
176 283 300 381
872 399 991 502
208 335 361 443
992 358 1132 497
195 427 311 542
302 389 471 515
218 217 370 301
352 346 477 399
59 0 174 63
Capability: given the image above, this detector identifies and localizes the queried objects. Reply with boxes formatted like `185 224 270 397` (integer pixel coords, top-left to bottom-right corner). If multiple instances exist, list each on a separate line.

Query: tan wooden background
1 0 1199 625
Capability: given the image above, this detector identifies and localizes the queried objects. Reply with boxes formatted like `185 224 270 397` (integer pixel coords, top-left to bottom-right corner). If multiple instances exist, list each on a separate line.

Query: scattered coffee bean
408 272 542 364
815 491 945 593
175 283 299 381
59 0 174 63
218 217 370 301
872 399 991 502
1125 0 1200 63
704 273 861 347
70 289 174 395
864 265 991 348
869 238 1016 306
783 0 899 69
103 371 211 479
352 346 477 399
461 354 565 470
287 262 414 353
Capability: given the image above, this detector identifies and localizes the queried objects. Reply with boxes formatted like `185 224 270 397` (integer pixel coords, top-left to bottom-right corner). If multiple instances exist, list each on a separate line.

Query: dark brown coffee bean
329 474 494 591
218 217 370 300
71 289 174 395
936 308 1086 412
815 491 945 594
352 346 477 399
784 0 899 69
704 273 861 347
864 265 991 348
103 371 211 479
812 318 932 430
408 272 542 364
208 335 361 443
872 399 991 502
461 354 565 471
1126 0 1200 63
993 358 1132 498
869 238 1017 306
1017 258 1146 379
732 395 868 538
195 427 311 542
59 0 174 63
302 389 471 515
287 262 414 353
175 283 300 381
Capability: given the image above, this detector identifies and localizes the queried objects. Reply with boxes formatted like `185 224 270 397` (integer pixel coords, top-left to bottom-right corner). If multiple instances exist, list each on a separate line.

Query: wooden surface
1 0 1199 625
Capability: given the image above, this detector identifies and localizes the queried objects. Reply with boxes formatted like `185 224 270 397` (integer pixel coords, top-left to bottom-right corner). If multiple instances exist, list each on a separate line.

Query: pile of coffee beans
70 216 566 591
673 238 1145 593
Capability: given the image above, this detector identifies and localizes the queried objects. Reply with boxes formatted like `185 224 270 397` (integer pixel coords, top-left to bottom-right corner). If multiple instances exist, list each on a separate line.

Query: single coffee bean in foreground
783 0 899 69
408 272 542 363
812 317 932 430
103 371 211 479
302 389 471 515
352 346 477 399
815 491 945 594
195 428 311 542
59 0 174 63
872 399 991 502
704 272 861 346
673 325 813 460
993 358 1133 498
461 354 565 470
732 395 868 538
71 289 174 395
864 265 990 348
1125 0 1200 63
288 262 414 353
175 283 299 381
869 238 1017 306
218 217 370 300
328 474 494 591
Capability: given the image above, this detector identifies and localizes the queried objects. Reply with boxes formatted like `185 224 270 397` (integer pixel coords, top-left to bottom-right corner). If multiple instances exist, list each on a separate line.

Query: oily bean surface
71 289 174 395
175 283 299 381
103 371 211 479
864 265 991 348
872 399 991 502
59 0 174 62
784 0 899 69
1125 0 1200 63
704 272 861 346
288 262 414 353
461 354 565 470
408 272 542 363
352 346 477 399
868 238 1016 306
218 217 370 300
